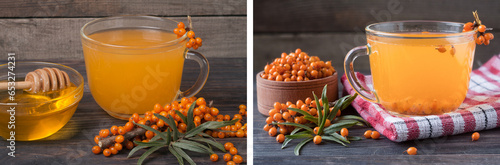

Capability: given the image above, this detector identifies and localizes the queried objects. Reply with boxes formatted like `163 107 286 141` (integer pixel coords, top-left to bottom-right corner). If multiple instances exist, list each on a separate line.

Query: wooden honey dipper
0 67 71 93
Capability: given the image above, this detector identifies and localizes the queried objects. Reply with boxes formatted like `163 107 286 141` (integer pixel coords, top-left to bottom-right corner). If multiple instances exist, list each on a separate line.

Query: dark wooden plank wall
0 0 247 60
254 0 500 77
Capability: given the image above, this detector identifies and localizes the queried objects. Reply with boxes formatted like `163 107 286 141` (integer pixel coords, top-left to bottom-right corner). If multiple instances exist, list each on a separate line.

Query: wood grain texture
253 32 500 75
252 86 500 164
0 16 246 59
0 0 246 17
0 58 247 164
255 0 500 33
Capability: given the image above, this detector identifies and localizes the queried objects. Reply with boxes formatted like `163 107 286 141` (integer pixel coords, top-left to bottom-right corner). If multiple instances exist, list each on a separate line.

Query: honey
0 83 82 141
368 32 476 115
82 28 187 117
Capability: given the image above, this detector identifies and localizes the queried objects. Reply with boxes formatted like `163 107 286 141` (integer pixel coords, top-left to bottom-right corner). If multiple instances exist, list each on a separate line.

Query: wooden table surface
253 81 500 164
0 57 247 165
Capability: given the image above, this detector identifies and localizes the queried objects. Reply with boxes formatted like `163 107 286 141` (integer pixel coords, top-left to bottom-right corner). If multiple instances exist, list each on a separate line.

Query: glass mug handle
343 44 379 103
178 51 210 99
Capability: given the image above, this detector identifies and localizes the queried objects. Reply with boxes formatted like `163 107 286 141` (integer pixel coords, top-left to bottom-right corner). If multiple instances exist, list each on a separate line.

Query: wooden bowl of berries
256 48 338 116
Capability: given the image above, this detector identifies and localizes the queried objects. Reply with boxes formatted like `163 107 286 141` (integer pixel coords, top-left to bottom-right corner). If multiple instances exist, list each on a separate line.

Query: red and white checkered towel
341 55 500 142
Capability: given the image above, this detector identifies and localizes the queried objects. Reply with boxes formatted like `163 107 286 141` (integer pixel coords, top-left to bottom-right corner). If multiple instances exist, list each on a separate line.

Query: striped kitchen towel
341 55 500 142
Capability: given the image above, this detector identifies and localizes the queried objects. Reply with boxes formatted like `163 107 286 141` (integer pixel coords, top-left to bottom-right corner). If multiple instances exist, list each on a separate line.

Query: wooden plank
0 58 247 164
253 92 500 164
253 33 500 77
255 0 500 33
0 0 246 17
0 16 246 59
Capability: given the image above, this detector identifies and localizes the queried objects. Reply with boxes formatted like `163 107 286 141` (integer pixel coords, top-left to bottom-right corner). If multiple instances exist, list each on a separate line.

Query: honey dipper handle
0 81 32 90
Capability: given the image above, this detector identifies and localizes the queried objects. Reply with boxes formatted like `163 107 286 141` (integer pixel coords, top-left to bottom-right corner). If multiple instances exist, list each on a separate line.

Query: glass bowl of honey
0 62 84 141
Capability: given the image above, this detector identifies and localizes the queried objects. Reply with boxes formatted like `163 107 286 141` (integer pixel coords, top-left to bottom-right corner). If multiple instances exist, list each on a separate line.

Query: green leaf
294 137 313 156
166 129 171 145
137 145 163 165
347 136 362 141
128 145 149 158
172 140 211 154
329 132 350 144
134 141 167 147
303 116 318 124
323 120 360 134
178 139 215 154
186 101 196 131
184 119 238 138
287 107 314 119
134 121 168 143
174 110 188 124
285 133 313 139
271 122 313 132
189 136 226 152
336 115 370 127
168 146 184 165
321 135 346 146
290 127 303 135
313 91 323 129
341 93 358 110
155 114 180 141
327 95 349 121
173 146 196 165
281 138 293 149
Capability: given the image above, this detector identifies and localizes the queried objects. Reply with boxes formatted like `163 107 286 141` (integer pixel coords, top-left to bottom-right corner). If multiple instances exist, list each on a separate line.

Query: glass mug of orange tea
81 16 209 119
344 21 476 115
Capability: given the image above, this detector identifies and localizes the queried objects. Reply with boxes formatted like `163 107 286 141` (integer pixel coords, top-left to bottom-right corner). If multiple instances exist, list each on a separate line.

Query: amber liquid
0 84 81 141
82 28 187 118
368 33 475 115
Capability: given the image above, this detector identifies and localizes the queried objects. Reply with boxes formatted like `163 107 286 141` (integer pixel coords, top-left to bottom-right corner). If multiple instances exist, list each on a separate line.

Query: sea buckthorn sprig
263 85 369 156
463 11 494 45
173 17 203 50
91 96 246 165
261 48 336 82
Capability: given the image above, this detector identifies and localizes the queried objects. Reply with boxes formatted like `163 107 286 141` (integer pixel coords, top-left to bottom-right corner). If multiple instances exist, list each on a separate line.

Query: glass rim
365 20 477 39
0 61 84 107
80 15 187 49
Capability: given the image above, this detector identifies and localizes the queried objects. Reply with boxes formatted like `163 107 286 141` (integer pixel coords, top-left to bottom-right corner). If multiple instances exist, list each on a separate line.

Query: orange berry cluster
210 142 244 164
173 22 203 49
363 130 380 139
206 104 247 139
463 22 494 45
92 96 247 157
261 48 336 82
264 98 341 143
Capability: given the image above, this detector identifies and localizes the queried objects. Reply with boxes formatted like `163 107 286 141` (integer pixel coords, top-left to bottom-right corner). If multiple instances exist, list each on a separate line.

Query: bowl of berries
256 48 338 116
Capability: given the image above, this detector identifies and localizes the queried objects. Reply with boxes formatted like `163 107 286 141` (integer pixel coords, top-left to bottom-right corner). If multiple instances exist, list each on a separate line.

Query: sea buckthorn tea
344 21 476 115
81 16 208 119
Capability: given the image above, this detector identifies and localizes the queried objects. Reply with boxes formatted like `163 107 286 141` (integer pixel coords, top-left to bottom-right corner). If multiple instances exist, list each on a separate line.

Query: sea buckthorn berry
223 153 232 162
274 102 282 110
239 109 246 116
145 130 155 139
210 107 219 116
313 127 320 135
294 117 303 124
276 134 285 143
229 147 238 155
224 115 231 121
472 132 480 141
313 135 322 144
187 31 195 38
94 135 100 144
118 126 126 135
234 114 243 121
371 131 381 139
273 113 282 121
115 135 125 143
405 147 417 155
233 155 243 164
239 104 247 110
125 141 134 150
195 37 203 45
204 113 213 121
269 127 277 137
218 132 225 139
324 119 331 127
177 22 185 29
364 130 372 139
236 130 245 138
340 128 349 137
477 35 485 45
485 33 494 40
103 149 111 157
227 161 236 165
263 124 271 132
282 112 292 121
269 109 278 117
178 28 186 36
224 142 234 151
436 46 446 53
92 146 101 154
110 125 118 135
210 154 218 162
153 103 163 113
114 143 123 151
478 25 486 33
157 119 165 127
109 146 118 155
279 127 288 134
101 129 110 138
124 122 134 131
463 22 473 31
